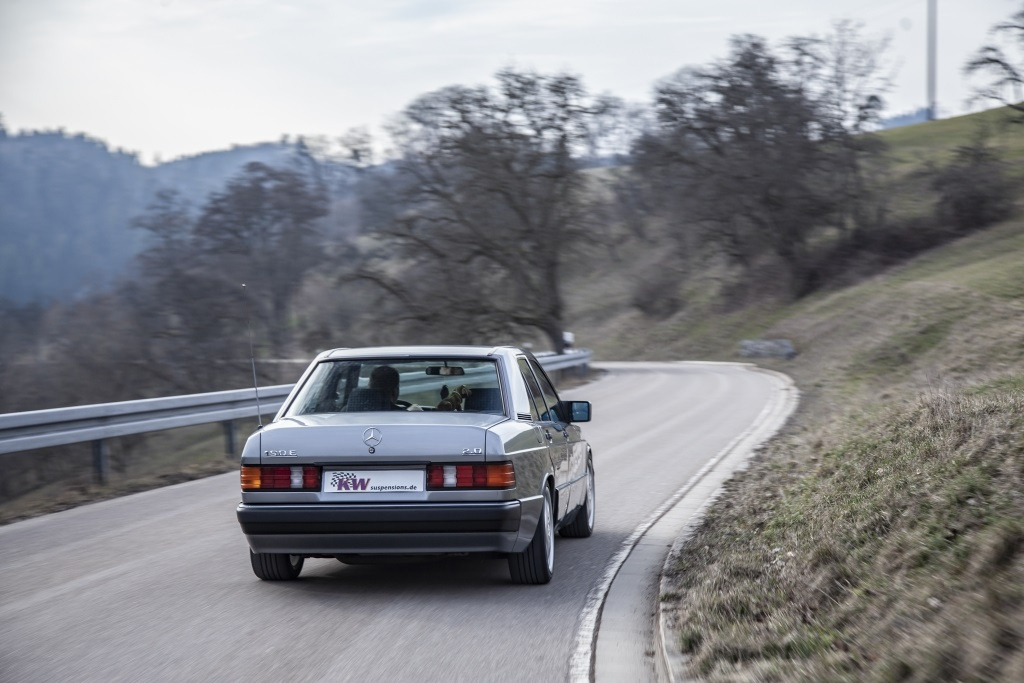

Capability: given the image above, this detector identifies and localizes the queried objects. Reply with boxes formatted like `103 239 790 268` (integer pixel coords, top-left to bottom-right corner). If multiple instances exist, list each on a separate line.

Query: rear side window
517 358 544 421
529 360 564 423
520 358 563 424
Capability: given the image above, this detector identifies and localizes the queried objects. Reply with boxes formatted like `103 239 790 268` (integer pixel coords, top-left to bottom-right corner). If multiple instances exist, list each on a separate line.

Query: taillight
426 463 515 490
241 465 322 491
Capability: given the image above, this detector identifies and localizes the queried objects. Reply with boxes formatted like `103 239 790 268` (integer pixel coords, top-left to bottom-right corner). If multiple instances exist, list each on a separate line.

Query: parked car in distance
236 345 595 584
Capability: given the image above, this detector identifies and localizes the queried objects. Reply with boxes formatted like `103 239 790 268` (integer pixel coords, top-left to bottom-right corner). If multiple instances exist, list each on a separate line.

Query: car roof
317 345 528 361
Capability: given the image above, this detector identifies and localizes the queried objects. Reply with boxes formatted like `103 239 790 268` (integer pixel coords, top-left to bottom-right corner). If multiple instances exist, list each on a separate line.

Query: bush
631 269 682 318
932 130 1015 232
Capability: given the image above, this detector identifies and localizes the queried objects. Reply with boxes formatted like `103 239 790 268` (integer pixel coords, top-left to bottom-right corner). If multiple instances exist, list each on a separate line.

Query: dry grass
663 388 1024 682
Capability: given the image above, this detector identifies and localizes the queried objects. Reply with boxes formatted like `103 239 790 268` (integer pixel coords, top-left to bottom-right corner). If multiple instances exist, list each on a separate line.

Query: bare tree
353 69 619 352
635 36 836 295
633 29 891 297
786 20 893 244
787 20 892 135
966 3 1024 119
192 162 329 358
127 161 329 392
131 189 253 391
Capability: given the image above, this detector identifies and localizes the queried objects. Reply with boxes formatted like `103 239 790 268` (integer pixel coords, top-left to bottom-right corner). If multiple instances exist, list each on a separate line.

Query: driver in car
368 365 422 410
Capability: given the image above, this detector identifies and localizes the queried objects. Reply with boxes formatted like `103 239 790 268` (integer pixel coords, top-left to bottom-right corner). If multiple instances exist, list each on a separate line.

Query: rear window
285 358 504 416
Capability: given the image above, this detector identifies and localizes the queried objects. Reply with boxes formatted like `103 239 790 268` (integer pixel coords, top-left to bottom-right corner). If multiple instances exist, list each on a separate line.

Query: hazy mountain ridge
0 130 342 305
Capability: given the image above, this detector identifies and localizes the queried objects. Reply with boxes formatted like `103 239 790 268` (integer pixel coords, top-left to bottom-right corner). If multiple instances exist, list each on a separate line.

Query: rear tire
560 461 595 538
509 486 554 584
250 550 304 580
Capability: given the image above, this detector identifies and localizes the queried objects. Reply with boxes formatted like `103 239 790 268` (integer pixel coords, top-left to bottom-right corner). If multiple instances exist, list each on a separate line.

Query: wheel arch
511 471 556 553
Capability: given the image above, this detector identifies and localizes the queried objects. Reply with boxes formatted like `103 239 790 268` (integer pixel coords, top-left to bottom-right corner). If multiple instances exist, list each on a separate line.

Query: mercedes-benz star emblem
362 427 383 448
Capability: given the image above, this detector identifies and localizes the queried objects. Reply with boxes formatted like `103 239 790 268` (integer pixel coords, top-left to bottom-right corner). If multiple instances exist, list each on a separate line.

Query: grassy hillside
659 218 1024 681
881 107 1024 176
567 106 1024 363
575 108 1024 681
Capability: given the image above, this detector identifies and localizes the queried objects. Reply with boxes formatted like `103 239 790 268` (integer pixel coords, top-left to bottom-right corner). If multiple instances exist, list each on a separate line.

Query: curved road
0 362 790 682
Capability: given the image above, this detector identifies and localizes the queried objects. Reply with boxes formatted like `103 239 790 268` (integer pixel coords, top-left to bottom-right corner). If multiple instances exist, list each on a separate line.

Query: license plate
322 470 425 493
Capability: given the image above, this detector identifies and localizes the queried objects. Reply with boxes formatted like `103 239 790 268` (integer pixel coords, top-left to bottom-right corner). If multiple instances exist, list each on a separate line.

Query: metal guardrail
0 385 294 456
0 350 591 482
534 349 593 373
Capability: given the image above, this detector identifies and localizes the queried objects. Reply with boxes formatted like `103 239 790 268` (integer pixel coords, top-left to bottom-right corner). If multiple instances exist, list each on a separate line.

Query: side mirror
560 400 591 423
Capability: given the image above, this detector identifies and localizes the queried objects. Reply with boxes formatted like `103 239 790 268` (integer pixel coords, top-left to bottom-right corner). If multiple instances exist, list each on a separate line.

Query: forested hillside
0 126 348 304
0 130 148 303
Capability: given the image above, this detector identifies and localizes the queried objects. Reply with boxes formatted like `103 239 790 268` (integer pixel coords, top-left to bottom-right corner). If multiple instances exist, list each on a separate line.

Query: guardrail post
92 440 108 485
223 421 237 459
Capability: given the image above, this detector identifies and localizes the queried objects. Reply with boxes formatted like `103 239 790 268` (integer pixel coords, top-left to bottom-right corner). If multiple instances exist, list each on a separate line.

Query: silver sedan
236 345 595 584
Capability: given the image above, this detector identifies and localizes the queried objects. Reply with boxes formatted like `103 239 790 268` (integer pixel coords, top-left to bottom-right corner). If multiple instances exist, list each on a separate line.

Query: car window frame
524 358 565 425
517 358 546 421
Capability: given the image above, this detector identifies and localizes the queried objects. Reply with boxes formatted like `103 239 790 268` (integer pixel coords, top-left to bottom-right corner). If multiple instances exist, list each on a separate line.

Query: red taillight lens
303 467 320 489
426 463 515 490
263 466 292 489
427 466 445 488
241 465 321 491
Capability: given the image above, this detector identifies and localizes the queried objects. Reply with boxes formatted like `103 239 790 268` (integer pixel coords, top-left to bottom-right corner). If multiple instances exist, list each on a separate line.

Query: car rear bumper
237 501 531 555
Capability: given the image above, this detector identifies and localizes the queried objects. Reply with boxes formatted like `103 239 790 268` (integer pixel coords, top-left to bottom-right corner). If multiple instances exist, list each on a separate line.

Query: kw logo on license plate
324 470 424 493
330 472 368 491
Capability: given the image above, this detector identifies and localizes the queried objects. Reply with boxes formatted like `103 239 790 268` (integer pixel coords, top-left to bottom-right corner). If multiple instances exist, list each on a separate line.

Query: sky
1 0 1019 165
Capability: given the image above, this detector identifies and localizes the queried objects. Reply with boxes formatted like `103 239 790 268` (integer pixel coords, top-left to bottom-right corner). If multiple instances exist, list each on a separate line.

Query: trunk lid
257 412 505 464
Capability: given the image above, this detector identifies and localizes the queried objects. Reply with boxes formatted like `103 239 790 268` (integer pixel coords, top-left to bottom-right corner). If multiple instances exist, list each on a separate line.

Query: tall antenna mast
243 283 263 428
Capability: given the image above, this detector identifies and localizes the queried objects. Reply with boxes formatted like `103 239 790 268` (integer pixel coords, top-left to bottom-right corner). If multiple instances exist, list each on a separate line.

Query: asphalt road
0 362 786 683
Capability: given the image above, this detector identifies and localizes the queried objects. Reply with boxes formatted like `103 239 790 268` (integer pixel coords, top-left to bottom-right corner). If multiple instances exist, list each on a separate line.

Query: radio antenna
243 283 263 428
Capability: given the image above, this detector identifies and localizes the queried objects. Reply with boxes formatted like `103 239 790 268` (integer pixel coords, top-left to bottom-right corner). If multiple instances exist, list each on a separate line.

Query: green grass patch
851 319 956 378
879 106 1024 173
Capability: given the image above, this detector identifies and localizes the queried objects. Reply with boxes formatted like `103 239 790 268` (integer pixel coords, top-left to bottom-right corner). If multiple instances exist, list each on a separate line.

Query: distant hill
0 128 352 305
881 107 931 129
147 141 305 208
